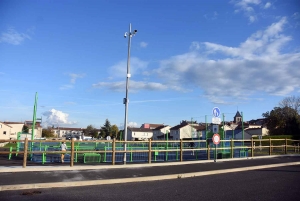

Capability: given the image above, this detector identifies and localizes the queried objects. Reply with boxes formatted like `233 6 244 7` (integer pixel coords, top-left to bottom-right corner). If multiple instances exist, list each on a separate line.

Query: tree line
42 119 122 139
263 96 300 138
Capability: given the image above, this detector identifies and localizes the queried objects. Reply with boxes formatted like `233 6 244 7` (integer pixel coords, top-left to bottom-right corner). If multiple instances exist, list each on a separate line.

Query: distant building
127 127 153 141
140 123 164 129
152 125 171 140
3 122 24 139
0 122 13 141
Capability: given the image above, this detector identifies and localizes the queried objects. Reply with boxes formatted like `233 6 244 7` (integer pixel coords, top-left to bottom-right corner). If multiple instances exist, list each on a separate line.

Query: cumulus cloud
128 122 138 128
42 109 77 126
154 17 300 103
140 42 148 48
0 28 31 45
108 57 148 79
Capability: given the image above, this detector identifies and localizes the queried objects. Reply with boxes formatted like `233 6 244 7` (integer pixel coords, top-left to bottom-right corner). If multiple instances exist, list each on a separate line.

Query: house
24 120 43 138
3 122 24 139
127 127 153 141
243 127 269 137
140 123 164 129
170 124 197 140
52 127 85 138
191 125 206 139
152 125 171 140
0 122 12 140
234 130 253 140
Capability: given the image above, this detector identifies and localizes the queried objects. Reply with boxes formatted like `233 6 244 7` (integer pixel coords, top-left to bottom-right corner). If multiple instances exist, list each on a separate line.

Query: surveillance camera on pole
123 23 137 165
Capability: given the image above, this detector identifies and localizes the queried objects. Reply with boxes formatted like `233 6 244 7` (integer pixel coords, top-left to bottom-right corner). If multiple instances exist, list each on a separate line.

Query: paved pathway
0 155 299 191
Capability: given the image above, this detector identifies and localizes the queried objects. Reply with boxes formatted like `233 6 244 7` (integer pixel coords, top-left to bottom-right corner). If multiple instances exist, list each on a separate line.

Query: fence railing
0 138 299 168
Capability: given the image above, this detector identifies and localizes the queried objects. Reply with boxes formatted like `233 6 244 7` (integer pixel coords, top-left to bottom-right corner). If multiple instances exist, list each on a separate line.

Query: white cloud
92 18 300 104
154 17 300 103
0 28 31 45
59 73 85 90
59 84 74 90
128 122 138 128
69 73 85 84
292 12 299 19
108 57 148 79
190 41 200 51
42 109 77 126
92 80 182 92
264 2 271 9
204 11 218 20
232 0 261 22
140 42 148 48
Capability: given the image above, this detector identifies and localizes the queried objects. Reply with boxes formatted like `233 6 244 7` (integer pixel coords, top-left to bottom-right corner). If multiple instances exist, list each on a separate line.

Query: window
3 131 6 135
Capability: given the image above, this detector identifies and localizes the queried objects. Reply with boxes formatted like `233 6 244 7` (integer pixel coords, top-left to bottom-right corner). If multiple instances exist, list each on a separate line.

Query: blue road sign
212 107 221 117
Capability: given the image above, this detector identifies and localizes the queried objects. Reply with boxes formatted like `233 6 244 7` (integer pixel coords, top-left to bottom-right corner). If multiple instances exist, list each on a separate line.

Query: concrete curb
0 154 299 173
1 161 299 192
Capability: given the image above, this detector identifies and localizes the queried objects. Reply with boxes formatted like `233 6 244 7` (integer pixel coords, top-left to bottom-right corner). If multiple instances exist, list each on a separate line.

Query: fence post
180 139 183 162
9 146 12 160
148 139 152 164
207 139 210 160
285 138 287 155
112 138 116 165
231 138 234 158
251 138 254 158
23 138 28 168
269 138 272 156
70 139 74 167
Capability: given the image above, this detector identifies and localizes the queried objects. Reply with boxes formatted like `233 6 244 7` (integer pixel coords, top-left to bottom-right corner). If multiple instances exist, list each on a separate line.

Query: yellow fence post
285 138 287 154
231 138 234 158
207 139 210 160
148 139 152 164
251 138 254 157
23 138 28 168
269 138 272 155
112 138 116 165
70 139 74 167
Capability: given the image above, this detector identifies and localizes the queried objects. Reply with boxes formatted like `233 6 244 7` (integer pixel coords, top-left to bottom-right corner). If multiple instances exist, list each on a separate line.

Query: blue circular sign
212 107 220 117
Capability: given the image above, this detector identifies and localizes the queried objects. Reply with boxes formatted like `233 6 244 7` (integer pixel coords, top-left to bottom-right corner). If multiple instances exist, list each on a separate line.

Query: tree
101 119 111 137
111 125 119 139
83 125 98 138
279 95 300 114
42 127 55 138
22 125 29 133
262 106 300 136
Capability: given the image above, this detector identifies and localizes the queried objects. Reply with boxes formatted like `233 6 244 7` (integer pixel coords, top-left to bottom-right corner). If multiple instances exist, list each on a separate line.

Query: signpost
212 107 221 124
213 133 220 162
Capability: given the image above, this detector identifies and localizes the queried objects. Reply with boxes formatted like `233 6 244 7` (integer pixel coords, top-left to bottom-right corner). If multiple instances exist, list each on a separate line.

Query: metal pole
241 112 244 150
123 23 132 164
222 113 225 152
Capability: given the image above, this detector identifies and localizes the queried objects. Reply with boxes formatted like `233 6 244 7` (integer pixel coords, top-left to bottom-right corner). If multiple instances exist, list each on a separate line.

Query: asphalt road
0 164 299 201
0 156 299 185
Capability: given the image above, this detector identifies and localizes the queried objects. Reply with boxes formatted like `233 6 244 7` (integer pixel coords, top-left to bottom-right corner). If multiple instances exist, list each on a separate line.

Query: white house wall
0 123 11 140
6 123 23 139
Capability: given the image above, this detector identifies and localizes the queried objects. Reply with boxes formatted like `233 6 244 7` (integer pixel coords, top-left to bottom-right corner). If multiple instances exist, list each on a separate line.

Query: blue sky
1 0 300 129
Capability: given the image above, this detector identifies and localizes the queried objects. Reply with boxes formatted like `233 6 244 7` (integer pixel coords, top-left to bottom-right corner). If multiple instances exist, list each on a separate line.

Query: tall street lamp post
123 23 137 164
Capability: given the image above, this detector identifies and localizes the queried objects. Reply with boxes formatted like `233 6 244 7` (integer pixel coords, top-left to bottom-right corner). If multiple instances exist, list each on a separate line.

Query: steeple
234 111 242 123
